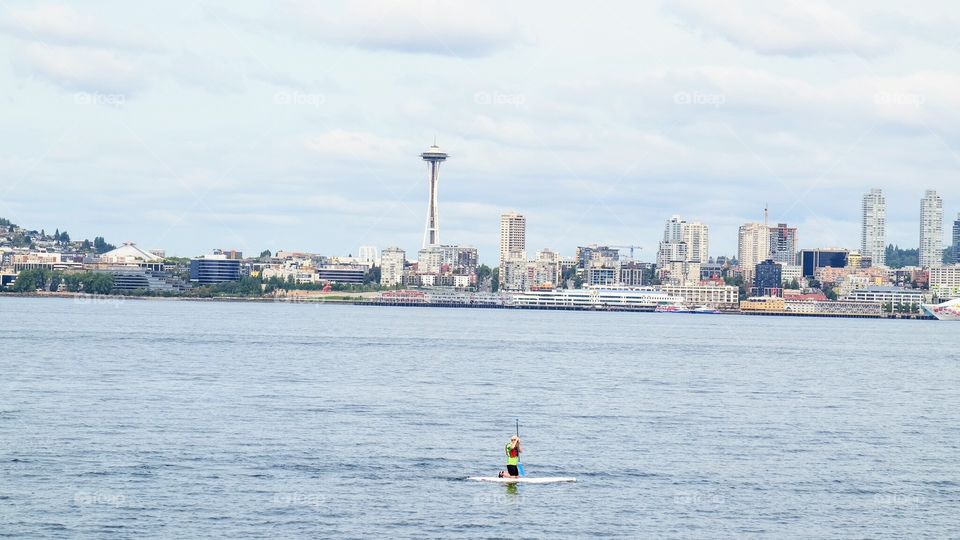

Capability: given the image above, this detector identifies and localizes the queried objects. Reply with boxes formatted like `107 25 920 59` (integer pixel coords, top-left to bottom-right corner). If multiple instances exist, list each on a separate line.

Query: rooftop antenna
764 204 769 227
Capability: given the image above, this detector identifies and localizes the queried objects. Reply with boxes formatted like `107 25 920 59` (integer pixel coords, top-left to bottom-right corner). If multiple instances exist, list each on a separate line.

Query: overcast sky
1 1 959 262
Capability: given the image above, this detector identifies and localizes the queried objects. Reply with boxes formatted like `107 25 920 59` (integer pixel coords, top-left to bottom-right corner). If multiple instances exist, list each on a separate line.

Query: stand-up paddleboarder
498 435 522 478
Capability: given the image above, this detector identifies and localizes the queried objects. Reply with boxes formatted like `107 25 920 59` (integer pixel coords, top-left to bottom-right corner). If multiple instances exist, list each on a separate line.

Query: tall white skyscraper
919 189 943 268
681 221 709 264
656 215 708 285
861 188 886 267
499 212 526 265
663 215 684 243
953 213 960 265
657 216 708 265
499 212 527 290
738 223 771 281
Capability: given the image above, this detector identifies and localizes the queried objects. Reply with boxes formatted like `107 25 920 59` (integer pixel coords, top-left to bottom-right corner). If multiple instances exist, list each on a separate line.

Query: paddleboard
467 476 576 484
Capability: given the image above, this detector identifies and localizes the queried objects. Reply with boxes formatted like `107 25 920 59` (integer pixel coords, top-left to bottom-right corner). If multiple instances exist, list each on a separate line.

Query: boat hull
921 299 960 321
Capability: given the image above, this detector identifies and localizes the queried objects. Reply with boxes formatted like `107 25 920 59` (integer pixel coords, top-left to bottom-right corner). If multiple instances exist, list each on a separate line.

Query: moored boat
655 304 693 313
921 298 960 321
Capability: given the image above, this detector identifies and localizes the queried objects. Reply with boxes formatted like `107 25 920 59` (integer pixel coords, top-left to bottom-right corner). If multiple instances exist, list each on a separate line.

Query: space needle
420 141 448 247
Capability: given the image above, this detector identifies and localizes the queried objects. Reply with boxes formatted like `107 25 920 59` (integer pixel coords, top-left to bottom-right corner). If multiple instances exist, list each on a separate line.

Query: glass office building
754 259 783 296
190 257 241 284
800 249 848 278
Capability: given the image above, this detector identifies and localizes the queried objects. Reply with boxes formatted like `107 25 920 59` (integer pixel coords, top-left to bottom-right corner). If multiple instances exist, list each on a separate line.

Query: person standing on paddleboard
499 436 522 478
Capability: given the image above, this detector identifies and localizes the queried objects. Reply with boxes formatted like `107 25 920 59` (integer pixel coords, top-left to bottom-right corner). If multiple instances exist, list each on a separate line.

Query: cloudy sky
1 1 958 262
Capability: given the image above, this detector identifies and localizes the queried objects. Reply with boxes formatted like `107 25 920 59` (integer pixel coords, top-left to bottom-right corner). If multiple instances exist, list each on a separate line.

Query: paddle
516 419 525 476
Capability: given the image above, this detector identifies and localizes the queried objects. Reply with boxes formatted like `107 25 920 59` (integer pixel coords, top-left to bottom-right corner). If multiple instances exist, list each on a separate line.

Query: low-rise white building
660 260 701 286
843 286 929 306
785 300 882 317
658 284 740 309
780 264 802 285
929 264 960 299
836 274 871 297
261 263 319 284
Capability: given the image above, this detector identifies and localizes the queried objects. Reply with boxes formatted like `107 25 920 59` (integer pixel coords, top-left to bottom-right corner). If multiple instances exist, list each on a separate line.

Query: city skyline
2 176 956 266
1 2 959 262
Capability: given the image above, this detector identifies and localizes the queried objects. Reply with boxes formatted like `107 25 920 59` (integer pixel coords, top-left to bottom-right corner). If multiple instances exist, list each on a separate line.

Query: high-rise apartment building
754 259 782 297
657 215 708 276
499 212 527 291
768 223 798 265
919 190 943 268
379 247 405 287
499 212 526 265
663 215 684 243
682 221 709 264
738 223 770 281
861 188 886 267
953 213 960 264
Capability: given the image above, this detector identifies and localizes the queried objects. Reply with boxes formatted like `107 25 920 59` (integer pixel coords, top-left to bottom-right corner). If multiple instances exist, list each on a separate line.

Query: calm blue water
1 296 958 538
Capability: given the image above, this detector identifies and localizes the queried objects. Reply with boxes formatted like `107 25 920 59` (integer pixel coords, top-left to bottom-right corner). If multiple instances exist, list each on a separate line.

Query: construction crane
609 245 643 260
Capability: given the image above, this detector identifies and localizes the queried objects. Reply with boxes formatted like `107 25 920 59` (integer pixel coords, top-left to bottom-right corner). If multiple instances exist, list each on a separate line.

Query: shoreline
0 291 935 320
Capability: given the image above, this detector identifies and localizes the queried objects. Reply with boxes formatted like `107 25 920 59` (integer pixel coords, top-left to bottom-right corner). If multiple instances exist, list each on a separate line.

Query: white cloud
12 42 145 94
2 1 958 259
303 130 407 161
168 52 247 94
666 0 889 57
0 4 159 51
215 0 528 58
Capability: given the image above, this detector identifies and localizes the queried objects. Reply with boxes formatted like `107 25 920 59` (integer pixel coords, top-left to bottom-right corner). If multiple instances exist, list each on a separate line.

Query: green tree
11 269 37 292
48 271 63 291
93 236 116 254
477 264 493 285
83 273 114 294
259 250 272 259
364 266 381 284
64 273 83 292
491 268 499 293
885 244 919 269
12 232 32 248
824 287 838 301
11 269 52 292
206 276 263 296
60 231 70 244
787 278 800 289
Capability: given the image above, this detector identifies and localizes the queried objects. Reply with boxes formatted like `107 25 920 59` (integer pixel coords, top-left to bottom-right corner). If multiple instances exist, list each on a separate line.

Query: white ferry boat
921 298 960 321
655 305 692 313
